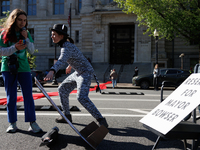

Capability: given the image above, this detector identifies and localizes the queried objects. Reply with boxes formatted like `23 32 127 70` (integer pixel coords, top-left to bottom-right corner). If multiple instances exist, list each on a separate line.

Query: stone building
0 0 199 82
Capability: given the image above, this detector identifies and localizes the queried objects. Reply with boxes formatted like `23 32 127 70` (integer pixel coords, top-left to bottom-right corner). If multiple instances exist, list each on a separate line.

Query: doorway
110 25 134 64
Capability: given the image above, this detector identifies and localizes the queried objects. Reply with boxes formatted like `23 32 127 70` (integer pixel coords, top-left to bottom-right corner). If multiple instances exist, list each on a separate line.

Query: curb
43 84 139 89
101 91 144 95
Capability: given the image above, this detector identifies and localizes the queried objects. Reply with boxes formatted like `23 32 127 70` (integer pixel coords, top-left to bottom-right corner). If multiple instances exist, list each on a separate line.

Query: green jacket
0 30 34 72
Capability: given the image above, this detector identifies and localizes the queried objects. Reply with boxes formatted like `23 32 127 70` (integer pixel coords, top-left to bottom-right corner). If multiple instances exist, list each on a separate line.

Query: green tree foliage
27 49 38 69
0 11 10 25
115 0 200 60
0 11 38 69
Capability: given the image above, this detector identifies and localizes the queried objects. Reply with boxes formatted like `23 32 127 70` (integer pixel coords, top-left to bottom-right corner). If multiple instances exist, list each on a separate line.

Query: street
0 86 198 150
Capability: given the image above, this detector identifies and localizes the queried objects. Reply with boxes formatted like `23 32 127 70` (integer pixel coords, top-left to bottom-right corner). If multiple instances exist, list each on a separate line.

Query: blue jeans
2 72 36 123
112 79 117 88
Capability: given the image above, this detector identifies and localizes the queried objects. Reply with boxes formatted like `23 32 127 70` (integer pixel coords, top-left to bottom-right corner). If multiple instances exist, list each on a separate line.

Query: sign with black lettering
140 73 200 135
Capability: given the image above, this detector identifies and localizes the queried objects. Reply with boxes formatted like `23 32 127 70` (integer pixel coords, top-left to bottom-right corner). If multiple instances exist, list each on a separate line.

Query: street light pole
153 29 159 91
155 36 158 64
154 29 159 65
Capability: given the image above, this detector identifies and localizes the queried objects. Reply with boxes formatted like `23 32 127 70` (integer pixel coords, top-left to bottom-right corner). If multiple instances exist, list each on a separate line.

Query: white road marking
0 112 146 117
0 107 152 117
33 97 160 102
128 109 150 114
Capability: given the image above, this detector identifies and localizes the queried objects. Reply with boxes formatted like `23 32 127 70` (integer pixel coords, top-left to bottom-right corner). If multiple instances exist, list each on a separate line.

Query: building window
28 28 34 41
109 0 113 2
1 0 10 16
54 0 64 15
27 0 36 16
75 30 79 43
78 0 82 13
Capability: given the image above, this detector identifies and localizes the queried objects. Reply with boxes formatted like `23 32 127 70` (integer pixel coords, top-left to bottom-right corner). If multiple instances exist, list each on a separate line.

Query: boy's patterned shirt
51 41 94 75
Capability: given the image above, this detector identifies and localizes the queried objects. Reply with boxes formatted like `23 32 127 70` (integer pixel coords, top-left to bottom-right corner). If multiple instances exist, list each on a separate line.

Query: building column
38 0 47 17
81 0 94 13
12 0 21 10
134 24 138 62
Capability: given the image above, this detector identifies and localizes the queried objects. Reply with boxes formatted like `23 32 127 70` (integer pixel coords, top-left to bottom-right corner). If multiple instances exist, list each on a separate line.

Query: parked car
132 68 191 89
0 70 46 87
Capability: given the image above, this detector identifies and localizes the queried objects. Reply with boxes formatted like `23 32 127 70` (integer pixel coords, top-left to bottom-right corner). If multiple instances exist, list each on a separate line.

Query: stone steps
56 63 152 83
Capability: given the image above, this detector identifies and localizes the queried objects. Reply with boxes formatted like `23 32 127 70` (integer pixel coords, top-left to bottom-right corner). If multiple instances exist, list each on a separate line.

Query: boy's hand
66 66 72 74
44 71 54 81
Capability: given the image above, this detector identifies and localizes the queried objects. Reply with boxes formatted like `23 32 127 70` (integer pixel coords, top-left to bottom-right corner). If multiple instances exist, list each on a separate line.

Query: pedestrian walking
153 64 160 91
44 24 108 128
110 69 118 88
0 9 42 133
133 67 139 77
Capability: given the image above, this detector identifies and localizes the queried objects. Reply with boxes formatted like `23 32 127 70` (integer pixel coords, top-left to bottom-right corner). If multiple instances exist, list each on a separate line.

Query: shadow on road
107 127 185 150
45 134 90 150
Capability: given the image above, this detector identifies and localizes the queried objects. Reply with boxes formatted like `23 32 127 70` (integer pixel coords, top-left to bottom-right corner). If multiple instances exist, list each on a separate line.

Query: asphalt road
0 86 199 150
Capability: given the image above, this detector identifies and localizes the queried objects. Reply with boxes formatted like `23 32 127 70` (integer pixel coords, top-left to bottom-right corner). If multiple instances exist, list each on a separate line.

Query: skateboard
35 77 108 149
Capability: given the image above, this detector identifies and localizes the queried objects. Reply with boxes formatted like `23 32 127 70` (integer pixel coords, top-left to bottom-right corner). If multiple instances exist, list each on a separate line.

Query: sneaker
55 114 72 123
97 118 109 128
28 122 42 133
6 122 18 133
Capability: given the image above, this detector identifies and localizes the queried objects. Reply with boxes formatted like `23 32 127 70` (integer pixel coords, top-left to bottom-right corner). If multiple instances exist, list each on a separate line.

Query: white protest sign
140 73 200 135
